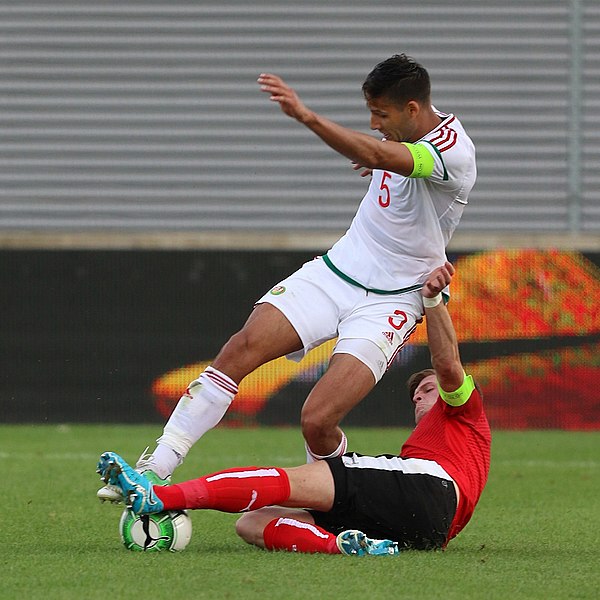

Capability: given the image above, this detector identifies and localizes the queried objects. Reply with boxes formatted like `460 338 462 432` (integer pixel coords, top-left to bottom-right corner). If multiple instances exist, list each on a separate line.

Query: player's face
367 97 419 143
412 373 439 424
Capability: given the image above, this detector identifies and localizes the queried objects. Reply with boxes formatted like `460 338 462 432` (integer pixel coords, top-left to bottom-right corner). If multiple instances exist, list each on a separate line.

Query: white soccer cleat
97 482 124 503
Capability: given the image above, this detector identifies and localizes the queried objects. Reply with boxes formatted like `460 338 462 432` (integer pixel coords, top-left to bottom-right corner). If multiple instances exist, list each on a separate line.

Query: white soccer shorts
256 256 422 382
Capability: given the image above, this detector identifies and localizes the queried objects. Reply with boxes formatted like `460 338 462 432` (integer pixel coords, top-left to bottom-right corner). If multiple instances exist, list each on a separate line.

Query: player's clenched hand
258 73 312 122
422 261 455 298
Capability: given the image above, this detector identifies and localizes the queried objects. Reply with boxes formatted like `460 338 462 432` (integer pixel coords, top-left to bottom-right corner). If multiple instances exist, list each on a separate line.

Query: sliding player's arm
422 262 474 406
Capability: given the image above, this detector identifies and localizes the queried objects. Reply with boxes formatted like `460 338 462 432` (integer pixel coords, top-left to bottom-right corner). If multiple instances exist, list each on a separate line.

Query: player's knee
222 328 254 356
300 407 335 443
213 329 263 378
221 321 279 361
235 513 265 548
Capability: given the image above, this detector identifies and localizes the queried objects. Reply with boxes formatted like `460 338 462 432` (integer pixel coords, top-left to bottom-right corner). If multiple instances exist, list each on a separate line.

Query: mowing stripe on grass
1 452 598 470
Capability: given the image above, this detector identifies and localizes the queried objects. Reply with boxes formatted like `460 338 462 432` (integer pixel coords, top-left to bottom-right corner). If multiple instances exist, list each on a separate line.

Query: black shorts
309 453 457 550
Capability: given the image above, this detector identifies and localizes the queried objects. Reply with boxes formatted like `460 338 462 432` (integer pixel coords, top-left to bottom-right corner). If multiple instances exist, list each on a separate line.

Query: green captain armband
401 142 435 178
438 373 475 407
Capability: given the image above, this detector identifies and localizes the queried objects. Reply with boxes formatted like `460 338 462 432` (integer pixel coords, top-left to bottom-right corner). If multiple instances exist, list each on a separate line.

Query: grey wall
0 1 597 234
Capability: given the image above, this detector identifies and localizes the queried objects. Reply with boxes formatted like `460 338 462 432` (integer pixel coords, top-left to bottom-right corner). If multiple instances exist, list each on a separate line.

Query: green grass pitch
2 425 599 600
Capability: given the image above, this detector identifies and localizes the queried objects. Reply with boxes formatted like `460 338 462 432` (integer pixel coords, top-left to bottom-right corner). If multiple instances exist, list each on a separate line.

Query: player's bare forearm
258 73 413 175
423 263 464 390
300 111 391 168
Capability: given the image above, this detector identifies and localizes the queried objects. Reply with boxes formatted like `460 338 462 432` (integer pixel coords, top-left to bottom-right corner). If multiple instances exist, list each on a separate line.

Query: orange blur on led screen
151 250 600 429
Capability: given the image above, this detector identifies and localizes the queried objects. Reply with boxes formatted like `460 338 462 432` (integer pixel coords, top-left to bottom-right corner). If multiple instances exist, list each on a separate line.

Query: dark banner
2 249 600 429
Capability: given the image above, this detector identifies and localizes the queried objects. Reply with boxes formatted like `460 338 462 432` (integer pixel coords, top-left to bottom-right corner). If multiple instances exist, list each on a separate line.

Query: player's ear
406 100 420 117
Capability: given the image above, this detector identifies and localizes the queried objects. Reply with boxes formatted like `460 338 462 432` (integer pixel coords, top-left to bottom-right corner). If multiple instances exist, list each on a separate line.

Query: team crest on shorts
383 331 395 344
270 285 286 295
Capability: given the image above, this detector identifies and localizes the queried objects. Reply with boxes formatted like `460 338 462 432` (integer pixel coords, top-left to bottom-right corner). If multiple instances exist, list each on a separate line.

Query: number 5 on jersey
378 171 392 207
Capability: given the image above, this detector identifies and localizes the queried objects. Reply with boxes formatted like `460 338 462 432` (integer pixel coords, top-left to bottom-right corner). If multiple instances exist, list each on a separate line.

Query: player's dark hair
407 368 436 402
407 368 483 402
362 54 431 106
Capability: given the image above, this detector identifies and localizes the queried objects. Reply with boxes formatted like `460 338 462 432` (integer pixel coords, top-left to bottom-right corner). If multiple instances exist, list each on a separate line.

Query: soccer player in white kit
98 54 477 501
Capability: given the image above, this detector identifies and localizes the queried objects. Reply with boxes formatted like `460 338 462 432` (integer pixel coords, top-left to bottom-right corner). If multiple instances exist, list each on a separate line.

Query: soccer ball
119 508 193 552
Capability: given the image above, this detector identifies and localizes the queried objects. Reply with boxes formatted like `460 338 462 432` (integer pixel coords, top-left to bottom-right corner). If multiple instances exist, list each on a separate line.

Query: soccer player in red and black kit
98 262 491 556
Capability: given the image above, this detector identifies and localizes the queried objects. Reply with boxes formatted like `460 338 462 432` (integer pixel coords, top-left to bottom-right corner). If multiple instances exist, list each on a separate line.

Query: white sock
153 366 238 473
147 444 182 480
305 431 348 464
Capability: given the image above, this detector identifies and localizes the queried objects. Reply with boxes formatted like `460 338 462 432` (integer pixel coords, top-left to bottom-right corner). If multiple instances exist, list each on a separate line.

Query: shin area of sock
167 466 291 512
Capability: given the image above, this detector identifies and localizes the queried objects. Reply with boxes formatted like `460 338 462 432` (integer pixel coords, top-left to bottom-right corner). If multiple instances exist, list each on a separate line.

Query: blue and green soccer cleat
97 448 170 503
336 529 399 556
97 451 165 515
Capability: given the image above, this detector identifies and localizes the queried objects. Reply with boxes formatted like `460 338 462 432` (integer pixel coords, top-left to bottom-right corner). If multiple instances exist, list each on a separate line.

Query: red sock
152 484 185 509
263 517 341 554
153 466 290 513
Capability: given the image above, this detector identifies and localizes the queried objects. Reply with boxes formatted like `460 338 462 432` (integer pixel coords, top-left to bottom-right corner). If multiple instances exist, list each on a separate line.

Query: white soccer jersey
326 110 476 292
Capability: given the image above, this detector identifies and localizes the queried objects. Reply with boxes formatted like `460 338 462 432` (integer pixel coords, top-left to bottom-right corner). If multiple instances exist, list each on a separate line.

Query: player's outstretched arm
421 262 465 394
257 73 415 176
